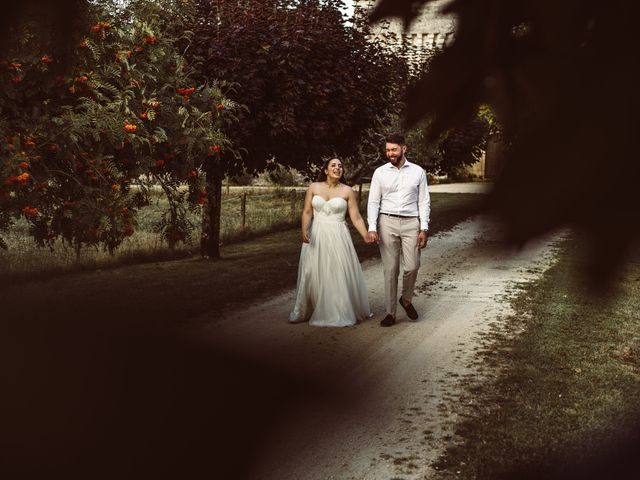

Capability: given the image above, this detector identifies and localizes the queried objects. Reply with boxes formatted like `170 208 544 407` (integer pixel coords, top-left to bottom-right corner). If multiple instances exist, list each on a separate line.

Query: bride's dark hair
317 157 346 184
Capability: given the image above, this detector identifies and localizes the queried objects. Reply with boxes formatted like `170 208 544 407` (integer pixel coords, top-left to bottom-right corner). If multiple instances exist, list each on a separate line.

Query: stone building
353 0 456 53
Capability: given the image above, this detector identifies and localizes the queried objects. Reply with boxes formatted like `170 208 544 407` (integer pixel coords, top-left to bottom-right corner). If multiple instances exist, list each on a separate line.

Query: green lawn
433 236 640 479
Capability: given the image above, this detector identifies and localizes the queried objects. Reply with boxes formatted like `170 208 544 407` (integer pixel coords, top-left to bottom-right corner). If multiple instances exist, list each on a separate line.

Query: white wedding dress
289 195 372 327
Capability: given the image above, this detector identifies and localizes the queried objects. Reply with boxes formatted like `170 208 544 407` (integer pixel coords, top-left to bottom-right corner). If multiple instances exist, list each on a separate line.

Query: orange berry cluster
91 22 111 34
176 87 196 100
124 123 137 133
21 206 39 217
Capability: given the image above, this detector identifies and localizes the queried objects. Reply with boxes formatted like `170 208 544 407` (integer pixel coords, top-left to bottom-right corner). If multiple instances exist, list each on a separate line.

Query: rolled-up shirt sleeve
418 170 430 231
367 170 381 232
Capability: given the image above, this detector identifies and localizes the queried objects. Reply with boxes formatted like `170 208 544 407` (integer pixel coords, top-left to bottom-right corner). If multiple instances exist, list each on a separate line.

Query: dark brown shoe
399 298 418 320
380 314 396 327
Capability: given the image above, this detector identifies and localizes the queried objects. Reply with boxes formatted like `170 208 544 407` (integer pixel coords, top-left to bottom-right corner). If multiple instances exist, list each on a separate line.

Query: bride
289 158 373 327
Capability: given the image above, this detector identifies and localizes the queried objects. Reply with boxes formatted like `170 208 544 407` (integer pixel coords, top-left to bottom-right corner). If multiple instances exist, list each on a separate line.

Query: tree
0 1 89 69
330 33 492 180
376 47 493 176
0 0 233 255
404 109 491 176
188 0 407 256
369 0 640 284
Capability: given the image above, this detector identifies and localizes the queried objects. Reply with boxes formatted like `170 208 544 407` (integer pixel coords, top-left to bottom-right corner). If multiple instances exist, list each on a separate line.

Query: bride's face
325 160 343 181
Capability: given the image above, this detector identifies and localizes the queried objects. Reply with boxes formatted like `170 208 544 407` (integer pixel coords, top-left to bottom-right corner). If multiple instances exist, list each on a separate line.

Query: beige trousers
378 214 421 317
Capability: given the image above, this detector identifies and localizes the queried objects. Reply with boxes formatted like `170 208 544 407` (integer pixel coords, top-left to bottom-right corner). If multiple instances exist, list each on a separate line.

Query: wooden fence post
241 191 247 229
290 189 296 215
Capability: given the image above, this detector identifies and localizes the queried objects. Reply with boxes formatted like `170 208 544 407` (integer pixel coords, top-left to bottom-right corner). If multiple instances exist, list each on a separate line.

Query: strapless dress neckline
313 195 347 203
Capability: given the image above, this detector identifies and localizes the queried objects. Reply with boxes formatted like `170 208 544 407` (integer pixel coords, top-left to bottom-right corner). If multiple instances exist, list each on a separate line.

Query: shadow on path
0 302 332 479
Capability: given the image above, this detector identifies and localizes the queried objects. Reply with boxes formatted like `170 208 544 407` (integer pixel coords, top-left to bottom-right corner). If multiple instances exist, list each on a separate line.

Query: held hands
366 231 379 245
417 230 429 249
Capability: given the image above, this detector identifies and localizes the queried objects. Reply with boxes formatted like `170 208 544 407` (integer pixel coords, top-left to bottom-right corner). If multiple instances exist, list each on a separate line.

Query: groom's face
385 142 406 165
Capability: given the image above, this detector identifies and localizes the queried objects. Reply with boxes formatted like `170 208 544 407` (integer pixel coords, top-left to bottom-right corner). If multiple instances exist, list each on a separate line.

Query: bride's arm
301 184 315 243
346 188 369 241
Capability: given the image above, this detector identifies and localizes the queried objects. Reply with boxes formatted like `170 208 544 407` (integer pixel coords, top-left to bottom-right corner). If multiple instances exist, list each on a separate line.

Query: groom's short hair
385 133 405 145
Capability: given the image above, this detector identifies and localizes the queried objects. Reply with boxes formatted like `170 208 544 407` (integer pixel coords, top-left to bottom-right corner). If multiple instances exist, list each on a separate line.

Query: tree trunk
156 175 177 252
201 154 224 258
240 191 247 230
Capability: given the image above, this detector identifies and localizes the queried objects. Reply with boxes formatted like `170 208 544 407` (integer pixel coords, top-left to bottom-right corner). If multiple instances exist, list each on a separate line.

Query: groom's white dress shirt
367 159 431 233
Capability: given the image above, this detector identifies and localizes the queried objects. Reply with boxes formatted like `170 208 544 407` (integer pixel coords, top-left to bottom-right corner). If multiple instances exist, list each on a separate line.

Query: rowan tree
0 0 234 254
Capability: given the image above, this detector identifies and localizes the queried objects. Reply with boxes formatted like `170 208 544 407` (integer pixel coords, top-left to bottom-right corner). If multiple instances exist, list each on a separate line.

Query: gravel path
193 214 565 480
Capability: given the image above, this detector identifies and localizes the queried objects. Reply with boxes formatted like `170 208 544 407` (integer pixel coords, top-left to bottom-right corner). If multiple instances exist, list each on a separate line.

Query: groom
366 133 431 327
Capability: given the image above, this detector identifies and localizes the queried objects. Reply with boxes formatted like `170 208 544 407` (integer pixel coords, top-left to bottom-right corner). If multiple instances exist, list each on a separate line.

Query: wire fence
219 189 306 242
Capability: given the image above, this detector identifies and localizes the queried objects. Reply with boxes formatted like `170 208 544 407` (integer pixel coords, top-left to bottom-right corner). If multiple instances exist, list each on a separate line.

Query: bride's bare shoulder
341 184 357 196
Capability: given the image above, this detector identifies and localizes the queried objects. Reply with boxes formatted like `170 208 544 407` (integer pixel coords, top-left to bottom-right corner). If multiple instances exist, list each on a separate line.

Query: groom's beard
388 154 404 166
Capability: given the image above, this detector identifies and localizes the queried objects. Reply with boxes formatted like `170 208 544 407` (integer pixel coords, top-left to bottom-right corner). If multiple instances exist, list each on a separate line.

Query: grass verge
433 235 640 479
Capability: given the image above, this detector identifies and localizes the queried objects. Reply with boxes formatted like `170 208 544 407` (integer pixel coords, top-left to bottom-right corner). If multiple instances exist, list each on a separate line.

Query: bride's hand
302 231 310 243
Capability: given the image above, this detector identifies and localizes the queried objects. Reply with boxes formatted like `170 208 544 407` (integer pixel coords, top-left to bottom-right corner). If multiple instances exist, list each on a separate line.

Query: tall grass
220 189 306 243
0 187 307 283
